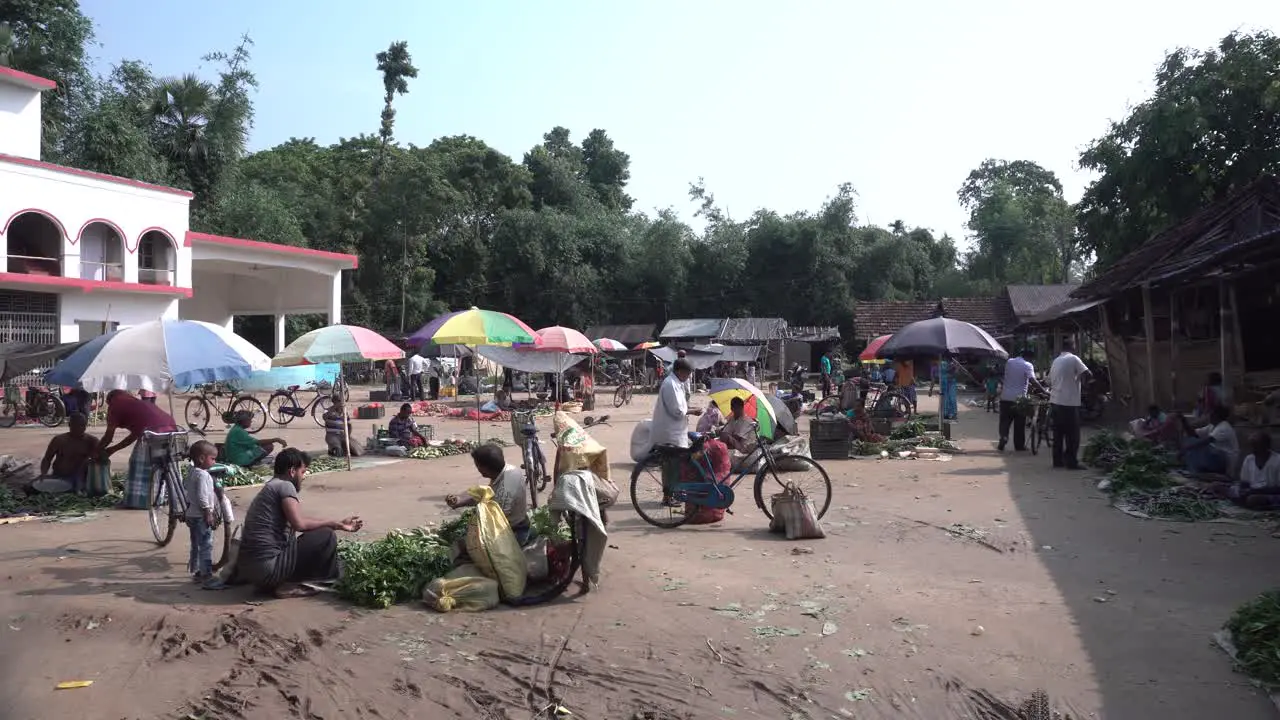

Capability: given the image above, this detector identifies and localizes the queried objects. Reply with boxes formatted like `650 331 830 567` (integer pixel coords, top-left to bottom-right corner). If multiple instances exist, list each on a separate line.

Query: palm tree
150 73 213 162
373 41 418 181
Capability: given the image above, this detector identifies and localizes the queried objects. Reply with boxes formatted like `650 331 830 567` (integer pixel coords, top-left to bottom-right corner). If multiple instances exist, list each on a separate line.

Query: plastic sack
630 420 653 462
84 461 112 497
523 537 550 581
464 485 528 599
772 436 812 471
423 572 500 613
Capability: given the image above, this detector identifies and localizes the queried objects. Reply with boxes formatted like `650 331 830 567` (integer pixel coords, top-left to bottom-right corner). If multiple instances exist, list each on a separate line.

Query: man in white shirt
998 349 1045 452
407 353 428 400
1048 341 1091 469
651 358 702 505
1184 405 1238 476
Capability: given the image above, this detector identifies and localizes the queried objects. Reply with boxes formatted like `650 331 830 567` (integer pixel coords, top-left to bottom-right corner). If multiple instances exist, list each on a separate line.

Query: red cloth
107 394 177 434
684 438 731 524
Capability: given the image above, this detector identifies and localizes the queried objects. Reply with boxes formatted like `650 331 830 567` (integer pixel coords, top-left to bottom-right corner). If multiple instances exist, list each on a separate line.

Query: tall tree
1077 30 1280 265
373 40 418 181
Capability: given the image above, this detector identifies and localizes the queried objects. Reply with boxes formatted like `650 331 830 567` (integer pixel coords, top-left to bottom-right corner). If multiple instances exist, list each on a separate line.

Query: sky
80 0 1278 244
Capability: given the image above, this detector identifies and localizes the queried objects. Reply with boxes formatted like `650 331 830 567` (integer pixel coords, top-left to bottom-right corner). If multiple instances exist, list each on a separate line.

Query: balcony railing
79 261 125 282
4 254 62 277
138 267 175 286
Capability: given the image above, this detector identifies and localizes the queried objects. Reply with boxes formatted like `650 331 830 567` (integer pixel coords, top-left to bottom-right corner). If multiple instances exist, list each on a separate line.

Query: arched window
4 211 64 276
78 221 126 281
138 230 177 286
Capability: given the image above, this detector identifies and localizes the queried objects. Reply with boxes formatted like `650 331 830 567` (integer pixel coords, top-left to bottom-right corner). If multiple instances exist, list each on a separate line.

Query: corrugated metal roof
660 318 726 339
1005 284 1081 320
716 318 787 342
584 324 657 344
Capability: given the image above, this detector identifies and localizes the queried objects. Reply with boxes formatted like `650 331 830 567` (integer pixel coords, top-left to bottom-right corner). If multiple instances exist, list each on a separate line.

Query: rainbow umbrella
633 341 662 350
707 377 780 440
593 338 628 352
272 325 403 367
408 307 539 347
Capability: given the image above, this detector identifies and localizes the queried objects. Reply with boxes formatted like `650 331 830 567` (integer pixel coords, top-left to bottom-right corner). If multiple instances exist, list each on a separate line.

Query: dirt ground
2 388 1279 719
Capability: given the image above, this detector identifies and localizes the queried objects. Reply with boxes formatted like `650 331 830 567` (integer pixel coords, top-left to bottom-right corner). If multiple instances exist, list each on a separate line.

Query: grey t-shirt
239 478 299 563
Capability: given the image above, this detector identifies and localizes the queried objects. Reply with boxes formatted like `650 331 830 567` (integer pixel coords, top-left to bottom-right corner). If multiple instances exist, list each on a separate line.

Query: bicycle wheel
524 442 542 509
813 395 842 414
623 385 633 406
148 471 178 546
38 395 65 428
613 386 626 408
266 392 297 426
629 455 692 529
505 512 585 606
311 395 334 428
754 454 833 521
1029 418 1041 455
212 490 234 570
0 400 15 428
230 396 268 434
184 397 211 432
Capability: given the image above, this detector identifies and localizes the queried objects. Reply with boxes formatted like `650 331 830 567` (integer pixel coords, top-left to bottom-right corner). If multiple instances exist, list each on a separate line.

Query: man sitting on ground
33 413 98 494
1182 405 1238 476
223 411 284 468
1211 432 1280 509
719 397 758 456
445 443 531 545
388 403 428 447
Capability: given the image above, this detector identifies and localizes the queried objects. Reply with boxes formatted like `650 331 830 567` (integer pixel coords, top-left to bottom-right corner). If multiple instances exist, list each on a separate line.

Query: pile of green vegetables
1122 487 1220 521
1108 443 1176 494
853 435 959 457
1226 590 1280 689
406 437 509 460
1082 430 1135 471
335 506 567 608
890 419 928 440
218 453 349 488
0 483 123 518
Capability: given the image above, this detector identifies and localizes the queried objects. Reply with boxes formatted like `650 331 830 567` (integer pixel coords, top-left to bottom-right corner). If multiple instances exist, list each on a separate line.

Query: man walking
407 352 427 400
998 349 1044 452
1049 340 1091 469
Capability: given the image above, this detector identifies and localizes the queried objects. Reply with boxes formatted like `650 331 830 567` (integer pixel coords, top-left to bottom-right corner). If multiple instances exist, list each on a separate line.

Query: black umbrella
765 393 799 436
414 340 472 358
875 317 1007 360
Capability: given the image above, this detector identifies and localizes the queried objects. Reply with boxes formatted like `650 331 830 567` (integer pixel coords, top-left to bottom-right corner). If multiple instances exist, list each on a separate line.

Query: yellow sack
553 411 611 484
464 486 528 599
423 569 500 613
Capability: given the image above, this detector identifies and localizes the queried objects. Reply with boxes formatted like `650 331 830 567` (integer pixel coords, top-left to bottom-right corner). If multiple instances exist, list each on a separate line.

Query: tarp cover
648 346 719 370
477 347 590 374
716 345 763 362
659 318 726 339
0 341 86 384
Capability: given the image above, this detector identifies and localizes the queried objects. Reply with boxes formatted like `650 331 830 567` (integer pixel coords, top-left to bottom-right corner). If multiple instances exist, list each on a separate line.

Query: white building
0 65 357 355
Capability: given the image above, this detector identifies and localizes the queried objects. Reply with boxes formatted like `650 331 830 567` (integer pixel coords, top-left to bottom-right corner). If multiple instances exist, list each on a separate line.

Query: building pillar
275 313 287 355
223 316 234 332
328 272 342 326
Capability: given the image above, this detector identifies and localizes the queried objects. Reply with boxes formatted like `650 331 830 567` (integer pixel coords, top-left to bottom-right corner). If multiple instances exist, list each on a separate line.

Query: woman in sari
940 360 959 420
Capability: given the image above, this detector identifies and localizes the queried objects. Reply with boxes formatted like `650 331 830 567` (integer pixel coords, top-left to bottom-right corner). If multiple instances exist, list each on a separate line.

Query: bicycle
0 385 66 428
630 423 833 528
1029 399 1054 456
144 429 234 571
183 382 267 434
612 375 634 408
512 409 549 509
265 381 336 428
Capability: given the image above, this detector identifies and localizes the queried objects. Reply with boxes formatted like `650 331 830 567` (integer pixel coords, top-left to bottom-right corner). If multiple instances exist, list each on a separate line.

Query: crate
809 417 851 442
367 390 389 402
357 404 386 420
809 438 851 460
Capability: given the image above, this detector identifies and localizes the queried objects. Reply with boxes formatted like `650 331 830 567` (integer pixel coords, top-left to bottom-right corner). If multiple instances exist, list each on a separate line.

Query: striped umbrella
633 341 662 350
273 325 404 367
46 320 270 392
593 338 628 352
408 307 540 347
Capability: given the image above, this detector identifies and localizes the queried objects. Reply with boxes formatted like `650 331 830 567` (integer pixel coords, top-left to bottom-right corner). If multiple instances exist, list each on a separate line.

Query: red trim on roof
74 218 130 252
0 66 56 91
0 272 193 297
0 153 194 198
185 231 359 268
136 226 178 253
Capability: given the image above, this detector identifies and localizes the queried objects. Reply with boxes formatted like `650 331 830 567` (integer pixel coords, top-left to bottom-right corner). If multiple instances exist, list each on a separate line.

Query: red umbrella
533 326 598 354
859 335 893 361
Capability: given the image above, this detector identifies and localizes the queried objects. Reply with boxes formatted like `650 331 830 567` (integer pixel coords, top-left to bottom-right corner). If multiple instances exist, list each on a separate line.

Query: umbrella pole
343 409 352 471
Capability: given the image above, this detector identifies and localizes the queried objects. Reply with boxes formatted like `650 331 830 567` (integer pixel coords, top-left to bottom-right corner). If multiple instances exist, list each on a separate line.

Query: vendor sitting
33 412 98 494
1211 432 1280 509
1182 405 1238 475
223 411 284 467
323 398 360 457
388 403 428 447
445 444 531 545
719 397 758 455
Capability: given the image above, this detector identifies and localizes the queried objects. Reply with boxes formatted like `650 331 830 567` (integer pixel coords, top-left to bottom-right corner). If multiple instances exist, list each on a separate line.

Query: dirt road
1 390 1277 718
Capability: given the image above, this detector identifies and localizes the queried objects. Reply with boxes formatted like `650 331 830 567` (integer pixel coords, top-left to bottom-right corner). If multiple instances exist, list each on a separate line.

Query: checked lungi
122 441 155 509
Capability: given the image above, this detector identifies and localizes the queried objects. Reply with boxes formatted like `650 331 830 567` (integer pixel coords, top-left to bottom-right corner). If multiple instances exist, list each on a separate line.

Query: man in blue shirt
998 349 1045 452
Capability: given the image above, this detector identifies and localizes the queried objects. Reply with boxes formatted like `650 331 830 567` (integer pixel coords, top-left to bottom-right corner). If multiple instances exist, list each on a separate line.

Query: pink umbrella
534 326 598 354
593 338 628 352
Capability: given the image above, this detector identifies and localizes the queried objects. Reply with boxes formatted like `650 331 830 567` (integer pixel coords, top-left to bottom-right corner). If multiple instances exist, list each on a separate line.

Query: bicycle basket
510 410 537 445
146 431 189 461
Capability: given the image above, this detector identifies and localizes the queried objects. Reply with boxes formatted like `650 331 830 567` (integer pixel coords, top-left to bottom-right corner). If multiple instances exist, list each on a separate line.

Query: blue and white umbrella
46 320 272 392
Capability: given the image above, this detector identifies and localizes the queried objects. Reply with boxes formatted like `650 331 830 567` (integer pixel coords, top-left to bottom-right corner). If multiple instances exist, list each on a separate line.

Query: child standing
184 440 218 584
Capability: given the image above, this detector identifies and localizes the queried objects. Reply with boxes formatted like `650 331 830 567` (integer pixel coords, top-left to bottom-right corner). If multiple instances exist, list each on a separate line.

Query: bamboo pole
343 407 352 471
1141 284 1157 409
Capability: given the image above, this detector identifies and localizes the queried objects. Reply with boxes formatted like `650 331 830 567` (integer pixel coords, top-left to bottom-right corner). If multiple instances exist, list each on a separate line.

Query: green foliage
1082 430 1133 471
0 484 121 517
1108 443 1175 494
1077 31 1280 265
1226 590 1280 689
530 506 569 542
335 528 453 609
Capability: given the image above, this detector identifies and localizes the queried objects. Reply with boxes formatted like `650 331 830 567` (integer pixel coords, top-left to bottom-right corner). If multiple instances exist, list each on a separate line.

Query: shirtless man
35 413 98 494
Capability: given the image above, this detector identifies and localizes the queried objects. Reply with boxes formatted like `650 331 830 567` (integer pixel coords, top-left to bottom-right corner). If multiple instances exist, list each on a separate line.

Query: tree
373 41 418 181
958 159 1075 287
1077 30 1280 265
0 0 94 161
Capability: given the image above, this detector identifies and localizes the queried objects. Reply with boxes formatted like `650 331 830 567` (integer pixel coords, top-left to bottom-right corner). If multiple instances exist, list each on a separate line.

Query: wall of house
58 292 178 342
0 83 41 160
0 160 191 284
1106 334 1226 412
